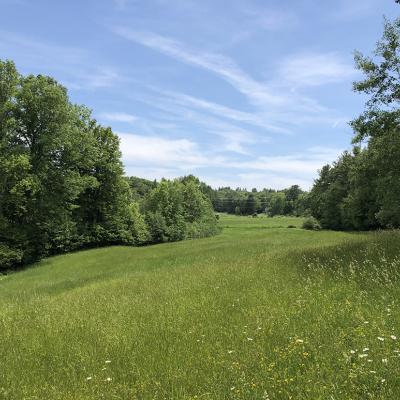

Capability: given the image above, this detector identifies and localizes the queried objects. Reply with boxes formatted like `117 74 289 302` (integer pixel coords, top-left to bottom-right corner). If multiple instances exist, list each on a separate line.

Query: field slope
1 215 400 399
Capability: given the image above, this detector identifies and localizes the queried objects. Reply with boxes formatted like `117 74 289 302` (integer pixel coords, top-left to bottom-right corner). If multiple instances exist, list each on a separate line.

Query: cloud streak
280 52 356 87
98 112 138 123
118 131 344 189
112 27 289 108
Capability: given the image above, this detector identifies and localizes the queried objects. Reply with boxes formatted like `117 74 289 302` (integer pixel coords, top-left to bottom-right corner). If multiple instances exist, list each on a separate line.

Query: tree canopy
0 61 219 270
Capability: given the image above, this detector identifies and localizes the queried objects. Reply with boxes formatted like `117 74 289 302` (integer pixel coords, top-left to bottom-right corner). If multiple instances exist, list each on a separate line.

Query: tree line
208 186 308 217
127 177 310 217
308 16 400 230
0 61 219 270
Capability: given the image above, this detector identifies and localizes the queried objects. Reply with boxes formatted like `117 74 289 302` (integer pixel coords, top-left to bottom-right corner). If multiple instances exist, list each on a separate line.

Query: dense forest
0 62 218 270
308 17 400 230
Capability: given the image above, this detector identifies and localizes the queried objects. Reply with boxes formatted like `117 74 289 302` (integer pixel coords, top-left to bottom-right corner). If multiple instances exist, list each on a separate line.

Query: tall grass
0 216 399 399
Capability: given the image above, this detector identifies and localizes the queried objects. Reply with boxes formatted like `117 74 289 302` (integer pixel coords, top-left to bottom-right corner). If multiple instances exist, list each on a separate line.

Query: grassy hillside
1 215 400 399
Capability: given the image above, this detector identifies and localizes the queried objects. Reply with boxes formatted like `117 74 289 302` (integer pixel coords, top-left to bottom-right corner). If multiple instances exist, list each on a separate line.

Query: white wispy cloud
221 173 311 191
0 30 85 66
84 68 120 89
280 52 356 87
239 3 299 31
0 31 121 91
118 130 344 190
157 90 290 133
112 28 351 129
117 132 216 169
98 112 137 123
112 27 288 107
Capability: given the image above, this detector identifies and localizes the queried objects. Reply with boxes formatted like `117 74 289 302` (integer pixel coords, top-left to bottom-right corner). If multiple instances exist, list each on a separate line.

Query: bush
302 217 321 231
287 225 297 229
0 244 23 271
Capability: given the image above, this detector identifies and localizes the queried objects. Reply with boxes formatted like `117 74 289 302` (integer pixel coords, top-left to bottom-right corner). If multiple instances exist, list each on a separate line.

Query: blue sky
0 0 398 189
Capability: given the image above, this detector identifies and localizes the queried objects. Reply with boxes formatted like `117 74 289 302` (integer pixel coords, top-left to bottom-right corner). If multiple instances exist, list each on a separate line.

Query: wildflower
228 350 234 354
382 379 386 383
105 377 112 382
350 350 356 354
370 370 377 374
247 337 254 341
390 335 397 340
377 337 385 342
295 339 304 344
359 354 368 358
363 348 369 352
382 358 388 363
105 360 111 364
86 377 92 381
364 321 369 324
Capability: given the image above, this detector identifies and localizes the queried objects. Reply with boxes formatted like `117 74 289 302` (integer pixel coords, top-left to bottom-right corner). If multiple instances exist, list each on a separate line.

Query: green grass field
1 215 400 399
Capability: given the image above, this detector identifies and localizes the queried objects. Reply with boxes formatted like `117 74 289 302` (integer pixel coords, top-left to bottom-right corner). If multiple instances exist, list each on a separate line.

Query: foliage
302 216 321 231
211 185 309 217
0 60 220 270
309 17 400 230
143 177 220 242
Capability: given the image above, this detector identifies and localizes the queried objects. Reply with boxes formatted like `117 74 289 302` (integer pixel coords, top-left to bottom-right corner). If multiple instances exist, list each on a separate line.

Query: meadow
1 214 400 399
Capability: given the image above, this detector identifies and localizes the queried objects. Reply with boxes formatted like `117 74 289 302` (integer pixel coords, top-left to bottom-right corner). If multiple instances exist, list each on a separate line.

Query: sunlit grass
1 216 400 399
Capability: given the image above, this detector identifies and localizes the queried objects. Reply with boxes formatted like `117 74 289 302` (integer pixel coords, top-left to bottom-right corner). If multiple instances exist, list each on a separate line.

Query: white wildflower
105 377 112 382
377 337 385 342
105 360 111 364
390 335 397 340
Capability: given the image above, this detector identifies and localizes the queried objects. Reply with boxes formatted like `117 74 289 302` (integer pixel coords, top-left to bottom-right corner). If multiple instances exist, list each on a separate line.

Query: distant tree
126 176 157 202
269 193 285 216
244 193 258 215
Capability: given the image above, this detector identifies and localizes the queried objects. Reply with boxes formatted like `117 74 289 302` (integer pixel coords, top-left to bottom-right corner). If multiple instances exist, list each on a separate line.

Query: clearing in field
1 215 400 399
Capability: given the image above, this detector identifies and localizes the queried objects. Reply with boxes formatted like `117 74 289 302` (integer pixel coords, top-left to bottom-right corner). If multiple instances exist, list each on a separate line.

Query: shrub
287 225 297 229
302 217 321 231
0 244 23 271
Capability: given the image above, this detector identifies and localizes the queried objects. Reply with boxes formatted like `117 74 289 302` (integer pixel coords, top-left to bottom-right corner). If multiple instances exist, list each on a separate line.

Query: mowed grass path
1 215 400 399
